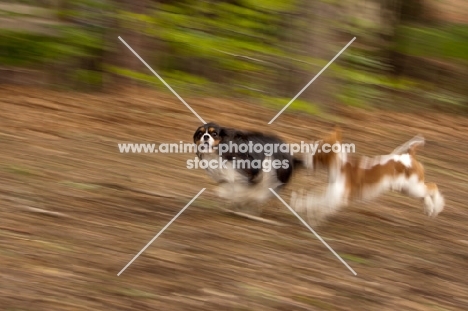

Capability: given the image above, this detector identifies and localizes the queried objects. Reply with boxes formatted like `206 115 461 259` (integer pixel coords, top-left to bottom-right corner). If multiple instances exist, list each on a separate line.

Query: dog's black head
193 122 225 154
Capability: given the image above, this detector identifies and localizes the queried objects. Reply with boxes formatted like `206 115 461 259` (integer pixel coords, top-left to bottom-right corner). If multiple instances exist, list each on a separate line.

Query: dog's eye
212 133 217 137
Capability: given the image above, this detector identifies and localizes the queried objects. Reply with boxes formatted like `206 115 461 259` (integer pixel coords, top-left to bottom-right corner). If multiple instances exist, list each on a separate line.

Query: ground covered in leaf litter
1 85 467 311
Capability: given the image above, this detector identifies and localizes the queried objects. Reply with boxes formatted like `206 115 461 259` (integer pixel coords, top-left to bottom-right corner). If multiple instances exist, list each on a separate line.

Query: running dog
291 127 445 223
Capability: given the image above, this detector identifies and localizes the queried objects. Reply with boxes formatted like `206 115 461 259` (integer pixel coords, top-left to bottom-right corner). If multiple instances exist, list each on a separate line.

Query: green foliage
340 50 390 71
331 6 431 109
0 32 80 66
240 0 298 12
2 0 468 113
345 16 381 38
333 55 421 108
57 25 105 56
0 23 105 66
0 31 57 66
331 48 392 107
332 63 418 90
331 6 392 108
0 1 111 91
336 85 383 108
105 65 210 89
394 25 468 62
420 90 467 107
259 96 320 115
114 0 298 93
72 69 103 88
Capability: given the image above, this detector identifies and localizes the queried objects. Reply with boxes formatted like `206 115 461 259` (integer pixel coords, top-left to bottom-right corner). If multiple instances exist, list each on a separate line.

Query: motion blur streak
1 1 468 310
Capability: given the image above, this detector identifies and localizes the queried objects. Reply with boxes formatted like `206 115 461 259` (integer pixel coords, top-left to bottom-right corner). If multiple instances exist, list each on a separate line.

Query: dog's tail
391 134 425 156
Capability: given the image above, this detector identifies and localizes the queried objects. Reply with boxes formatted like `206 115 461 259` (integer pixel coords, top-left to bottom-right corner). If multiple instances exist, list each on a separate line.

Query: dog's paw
423 196 435 216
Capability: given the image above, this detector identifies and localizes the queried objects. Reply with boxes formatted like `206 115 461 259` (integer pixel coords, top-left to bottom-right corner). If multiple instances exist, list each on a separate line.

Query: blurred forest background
3 2 468 310
1 0 468 114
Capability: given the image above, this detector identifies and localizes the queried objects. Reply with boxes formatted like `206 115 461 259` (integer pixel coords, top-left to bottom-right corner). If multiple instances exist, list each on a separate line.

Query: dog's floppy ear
323 126 342 144
193 127 202 143
333 126 342 143
220 127 240 140
220 128 229 138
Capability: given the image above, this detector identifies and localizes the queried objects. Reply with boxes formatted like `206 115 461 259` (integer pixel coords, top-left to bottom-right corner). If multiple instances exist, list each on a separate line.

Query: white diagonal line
268 37 356 124
118 36 206 124
269 188 357 276
117 188 206 276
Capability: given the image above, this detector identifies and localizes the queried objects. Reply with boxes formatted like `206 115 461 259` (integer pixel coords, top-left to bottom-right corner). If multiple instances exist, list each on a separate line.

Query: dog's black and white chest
199 134 293 185
198 152 247 184
199 150 286 205
193 123 296 204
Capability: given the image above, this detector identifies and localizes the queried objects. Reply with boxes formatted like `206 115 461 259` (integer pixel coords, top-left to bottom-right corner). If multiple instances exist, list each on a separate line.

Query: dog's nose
203 134 210 140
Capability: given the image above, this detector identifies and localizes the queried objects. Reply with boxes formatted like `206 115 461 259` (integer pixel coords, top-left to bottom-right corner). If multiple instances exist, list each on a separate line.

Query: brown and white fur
291 127 445 224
